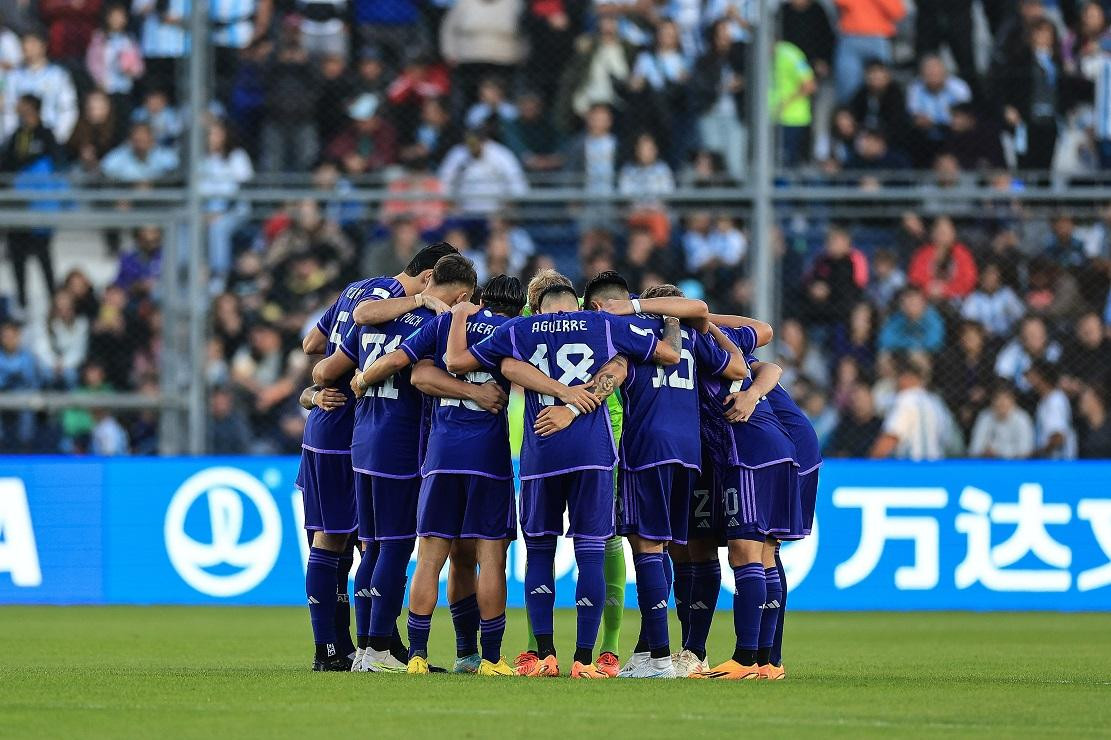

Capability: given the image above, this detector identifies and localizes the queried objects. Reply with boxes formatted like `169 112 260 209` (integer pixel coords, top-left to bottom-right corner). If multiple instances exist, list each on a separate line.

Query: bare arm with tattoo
534 356 628 436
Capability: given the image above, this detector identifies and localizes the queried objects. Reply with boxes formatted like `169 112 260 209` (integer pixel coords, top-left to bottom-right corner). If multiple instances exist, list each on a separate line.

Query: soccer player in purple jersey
347 276 550 677
584 278 751 678
295 241 458 672
446 283 680 679
311 254 477 672
689 321 806 680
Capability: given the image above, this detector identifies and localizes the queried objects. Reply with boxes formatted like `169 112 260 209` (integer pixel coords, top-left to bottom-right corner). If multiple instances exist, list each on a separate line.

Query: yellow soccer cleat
525 655 560 677
570 661 609 679
758 663 786 681
406 655 430 675
477 657 516 676
595 651 620 678
689 660 760 680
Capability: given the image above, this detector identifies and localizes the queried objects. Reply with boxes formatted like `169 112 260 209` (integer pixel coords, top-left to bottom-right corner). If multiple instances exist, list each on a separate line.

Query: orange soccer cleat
758 663 786 681
514 651 539 676
689 660 760 680
570 661 609 679
595 652 620 678
525 655 560 677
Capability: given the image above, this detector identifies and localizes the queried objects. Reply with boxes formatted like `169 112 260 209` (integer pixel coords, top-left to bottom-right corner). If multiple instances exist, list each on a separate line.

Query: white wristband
567 404 582 418
310 390 320 406
630 299 642 314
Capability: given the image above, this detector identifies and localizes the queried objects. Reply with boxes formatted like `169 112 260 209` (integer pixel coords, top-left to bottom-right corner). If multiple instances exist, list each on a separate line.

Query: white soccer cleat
672 649 710 678
350 647 366 671
615 652 649 678
359 648 407 673
618 656 676 679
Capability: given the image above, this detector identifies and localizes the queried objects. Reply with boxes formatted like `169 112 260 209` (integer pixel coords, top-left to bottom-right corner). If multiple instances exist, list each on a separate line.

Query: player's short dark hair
641 283 683 299
429 254 477 291
582 270 629 308
404 241 459 276
537 283 579 310
480 274 525 317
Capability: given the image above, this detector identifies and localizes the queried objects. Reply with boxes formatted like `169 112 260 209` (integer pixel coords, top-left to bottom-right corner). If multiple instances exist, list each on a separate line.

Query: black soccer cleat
313 655 354 672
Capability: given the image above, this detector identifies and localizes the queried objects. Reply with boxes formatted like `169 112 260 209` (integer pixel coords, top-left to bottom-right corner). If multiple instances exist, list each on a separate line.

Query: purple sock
524 535 557 640
673 561 695 646
632 552 670 656
573 539 606 655
759 566 783 662
449 593 480 657
480 613 506 663
353 542 378 644
684 560 719 659
772 546 787 666
369 539 415 641
407 611 432 659
732 562 766 663
307 547 340 651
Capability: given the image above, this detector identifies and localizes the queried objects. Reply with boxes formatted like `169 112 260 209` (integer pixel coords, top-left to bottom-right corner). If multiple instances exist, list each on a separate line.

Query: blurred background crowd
0 0 1109 459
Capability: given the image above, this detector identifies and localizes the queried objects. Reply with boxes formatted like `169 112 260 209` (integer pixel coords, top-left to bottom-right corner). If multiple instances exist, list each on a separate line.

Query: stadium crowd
1 0 1111 457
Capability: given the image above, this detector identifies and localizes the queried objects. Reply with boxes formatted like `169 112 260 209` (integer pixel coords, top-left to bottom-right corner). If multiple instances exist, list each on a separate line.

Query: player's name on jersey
530 318 588 333
396 312 425 327
467 320 499 335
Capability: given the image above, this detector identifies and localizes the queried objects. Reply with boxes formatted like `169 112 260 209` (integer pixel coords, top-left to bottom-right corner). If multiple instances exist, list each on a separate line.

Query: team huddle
297 241 820 680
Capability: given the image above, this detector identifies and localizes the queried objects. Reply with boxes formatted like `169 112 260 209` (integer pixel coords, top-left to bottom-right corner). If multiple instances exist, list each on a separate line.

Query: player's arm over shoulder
707 312 773 348
312 347 356 386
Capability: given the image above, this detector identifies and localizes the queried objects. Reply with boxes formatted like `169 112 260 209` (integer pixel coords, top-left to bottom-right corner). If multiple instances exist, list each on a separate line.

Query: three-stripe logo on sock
759 599 782 610
650 600 668 610
575 597 594 607
369 587 382 597
307 596 320 604
605 596 621 607
530 585 553 595
688 600 709 610
354 588 373 598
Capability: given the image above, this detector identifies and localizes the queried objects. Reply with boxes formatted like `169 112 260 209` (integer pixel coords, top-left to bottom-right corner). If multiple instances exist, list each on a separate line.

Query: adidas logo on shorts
727 517 739 527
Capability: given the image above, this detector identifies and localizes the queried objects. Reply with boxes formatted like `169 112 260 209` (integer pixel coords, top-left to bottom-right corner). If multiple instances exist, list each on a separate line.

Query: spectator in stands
397 96 456 169
296 0 349 59
354 0 423 75
968 381 1035 459
0 320 38 451
878 286 945 353
200 119 253 285
33 291 87 389
1000 17 1065 172
39 0 101 63
1044 213 1087 269
362 216 423 279
1060 310 1111 396
3 29 77 141
832 0 906 103
130 88 182 150
438 125 528 215
995 314 1063 393
101 120 178 182
207 386 252 454
866 248 905 309
776 318 830 388
1078 387 1111 458
61 269 99 320
773 40 817 167
848 59 909 154
230 323 303 450
90 407 129 455
946 103 1006 171
465 76 517 130
625 19 691 167
210 0 272 103
915 0 976 93
1026 359 1078 459
88 284 136 388
566 102 618 196
265 198 355 275
828 380 883 456
801 225 865 334
870 352 945 460
260 23 320 173
906 54 971 166
780 0 835 85
325 93 398 175
68 90 119 176
522 0 582 104
1025 257 1084 320
683 212 747 289
440 0 526 107
385 51 451 135
114 225 162 296
802 386 839 447
619 132 675 246
961 261 1026 338
691 18 746 178
937 320 996 434
907 215 978 301
846 126 910 173
132 0 186 98
502 91 565 173
85 3 144 127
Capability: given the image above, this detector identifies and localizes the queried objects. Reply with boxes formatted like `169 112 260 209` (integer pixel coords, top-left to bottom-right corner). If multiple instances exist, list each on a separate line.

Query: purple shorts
722 462 803 543
354 471 420 542
617 463 694 544
520 468 615 540
417 473 518 540
798 465 820 537
297 448 357 534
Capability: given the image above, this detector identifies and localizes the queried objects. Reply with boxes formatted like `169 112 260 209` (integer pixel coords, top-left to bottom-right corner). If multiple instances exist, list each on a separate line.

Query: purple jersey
700 325 797 468
615 314 732 471
471 310 658 479
341 304 434 478
302 276 404 452
746 352 823 473
399 310 515 479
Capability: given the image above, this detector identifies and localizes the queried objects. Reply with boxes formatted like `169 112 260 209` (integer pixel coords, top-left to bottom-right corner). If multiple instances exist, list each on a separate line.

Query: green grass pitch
2 607 1109 737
